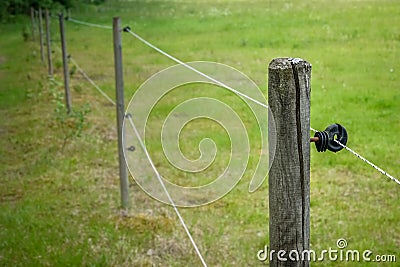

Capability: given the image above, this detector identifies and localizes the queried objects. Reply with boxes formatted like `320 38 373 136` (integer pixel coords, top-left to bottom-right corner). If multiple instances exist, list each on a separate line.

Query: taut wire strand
124 28 268 109
68 56 116 106
126 26 399 186
52 21 208 263
63 18 400 185
333 139 400 186
126 115 208 267
66 17 399 186
66 17 112 30
310 128 399 185
52 44 116 105
53 15 399 264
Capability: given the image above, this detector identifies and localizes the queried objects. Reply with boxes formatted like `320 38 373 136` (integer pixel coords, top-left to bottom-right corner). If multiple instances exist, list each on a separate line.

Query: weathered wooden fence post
30 7 36 41
268 58 311 267
58 12 72 113
113 17 130 209
38 8 45 63
45 10 53 77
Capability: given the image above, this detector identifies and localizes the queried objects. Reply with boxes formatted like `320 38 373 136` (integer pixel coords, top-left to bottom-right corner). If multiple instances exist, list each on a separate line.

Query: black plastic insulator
314 130 328 152
123 26 131 32
314 124 348 153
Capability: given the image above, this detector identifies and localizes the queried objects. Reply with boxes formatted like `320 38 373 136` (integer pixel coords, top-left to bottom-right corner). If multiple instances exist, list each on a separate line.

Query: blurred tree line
0 0 106 21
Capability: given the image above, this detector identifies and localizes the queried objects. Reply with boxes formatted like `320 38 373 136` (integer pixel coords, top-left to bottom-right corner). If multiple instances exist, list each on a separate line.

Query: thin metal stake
38 8 45 63
113 17 130 209
45 10 53 77
59 12 72 113
30 7 36 41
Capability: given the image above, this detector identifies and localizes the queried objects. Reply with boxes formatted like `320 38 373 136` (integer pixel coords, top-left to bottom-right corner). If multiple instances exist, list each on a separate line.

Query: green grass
1 0 399 266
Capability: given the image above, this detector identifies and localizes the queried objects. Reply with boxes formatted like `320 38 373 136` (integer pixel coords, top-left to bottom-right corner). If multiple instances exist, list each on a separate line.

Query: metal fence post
38 8 45 63
45 10 53 77
30 7 36 41
59 13 72 113
113 17 130 209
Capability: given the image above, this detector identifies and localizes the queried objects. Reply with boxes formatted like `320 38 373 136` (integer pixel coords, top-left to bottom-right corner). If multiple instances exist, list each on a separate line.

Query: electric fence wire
126 114 208 267
62 14 400 265
68 56 116 106
62 18 209 267
66 17 113 30
64 18 267 108
64 17 400 209
58 48 209 267
334 140 400 186
310 128 400 185
52 44 116 105
124 27 400 187
65 18 400 185
124 28 269 109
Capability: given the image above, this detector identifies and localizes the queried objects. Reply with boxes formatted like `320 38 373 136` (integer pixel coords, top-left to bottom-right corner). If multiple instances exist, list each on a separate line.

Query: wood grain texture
268 58 311 267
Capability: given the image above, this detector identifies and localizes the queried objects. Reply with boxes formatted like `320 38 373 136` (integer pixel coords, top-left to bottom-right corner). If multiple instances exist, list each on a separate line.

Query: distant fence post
45 10 53 77
268 58 311 267
58 12 72 113
30 7 36 41
113 17 130 209
38 8 45 63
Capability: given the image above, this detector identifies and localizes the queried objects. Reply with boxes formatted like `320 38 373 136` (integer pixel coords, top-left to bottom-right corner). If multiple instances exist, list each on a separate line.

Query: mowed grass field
1 0 399 266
